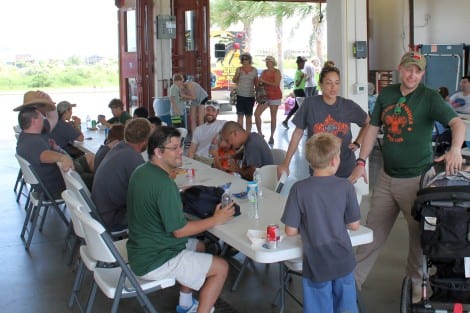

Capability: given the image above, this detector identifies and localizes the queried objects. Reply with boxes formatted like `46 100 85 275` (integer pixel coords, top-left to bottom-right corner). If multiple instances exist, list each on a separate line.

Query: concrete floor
1 97 410 313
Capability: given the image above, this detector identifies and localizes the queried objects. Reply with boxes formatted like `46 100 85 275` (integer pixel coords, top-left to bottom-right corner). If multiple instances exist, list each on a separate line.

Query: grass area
0 59 119 91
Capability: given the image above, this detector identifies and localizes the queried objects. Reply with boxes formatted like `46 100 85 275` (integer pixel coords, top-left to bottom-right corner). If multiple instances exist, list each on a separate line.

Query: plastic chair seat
93 266 175 299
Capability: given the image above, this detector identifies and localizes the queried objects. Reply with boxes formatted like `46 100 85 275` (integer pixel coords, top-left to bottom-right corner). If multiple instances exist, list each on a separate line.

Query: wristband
353 141 360 148
356 158 366 167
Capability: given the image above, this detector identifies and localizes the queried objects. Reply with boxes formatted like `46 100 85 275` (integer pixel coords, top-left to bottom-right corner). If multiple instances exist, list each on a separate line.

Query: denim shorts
236 95 255 116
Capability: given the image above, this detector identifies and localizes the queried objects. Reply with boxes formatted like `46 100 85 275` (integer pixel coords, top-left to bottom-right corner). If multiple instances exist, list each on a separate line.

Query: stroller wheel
400 276 413 313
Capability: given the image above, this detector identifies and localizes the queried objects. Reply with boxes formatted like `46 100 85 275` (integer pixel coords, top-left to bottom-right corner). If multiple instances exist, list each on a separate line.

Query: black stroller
401 162 470 313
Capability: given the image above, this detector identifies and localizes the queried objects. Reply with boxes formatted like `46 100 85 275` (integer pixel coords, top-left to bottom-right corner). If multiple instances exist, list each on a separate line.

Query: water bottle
86 114 91 129
253 168 262 197
247 182 259 219
221 187 232 207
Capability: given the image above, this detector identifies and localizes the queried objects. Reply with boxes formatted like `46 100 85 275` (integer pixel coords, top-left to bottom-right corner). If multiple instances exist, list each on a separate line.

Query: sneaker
176 299 198 313
281 121 289 129
268 137 274 145
176 299 215 313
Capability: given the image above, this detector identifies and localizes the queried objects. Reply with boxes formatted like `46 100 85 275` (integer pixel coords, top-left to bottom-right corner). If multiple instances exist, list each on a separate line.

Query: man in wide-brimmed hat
16 91 74 197
14 90 59 133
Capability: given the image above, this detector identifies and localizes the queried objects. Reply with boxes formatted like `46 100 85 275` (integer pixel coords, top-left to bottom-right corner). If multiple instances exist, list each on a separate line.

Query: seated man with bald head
220 121 273 180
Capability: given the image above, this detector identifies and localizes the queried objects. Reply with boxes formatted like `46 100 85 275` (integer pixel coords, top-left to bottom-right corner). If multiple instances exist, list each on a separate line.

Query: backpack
181 185 241 218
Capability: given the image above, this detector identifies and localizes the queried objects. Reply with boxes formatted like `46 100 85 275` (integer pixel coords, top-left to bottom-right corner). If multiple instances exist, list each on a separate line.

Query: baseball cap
400 51 426 71
205 100 219 110
57 101 76 114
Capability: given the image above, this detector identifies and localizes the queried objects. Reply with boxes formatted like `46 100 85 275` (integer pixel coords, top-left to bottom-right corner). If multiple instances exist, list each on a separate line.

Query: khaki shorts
140 239 212 290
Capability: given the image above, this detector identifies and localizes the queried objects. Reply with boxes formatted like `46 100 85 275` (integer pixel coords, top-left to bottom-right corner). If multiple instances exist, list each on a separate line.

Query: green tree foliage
210 0 326 65
0 58 118 91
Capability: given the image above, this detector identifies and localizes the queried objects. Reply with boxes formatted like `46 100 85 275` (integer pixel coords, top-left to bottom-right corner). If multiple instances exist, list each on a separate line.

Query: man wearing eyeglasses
127 126 235 313
15 91 74 198
350 51 466 303
92 118 151 232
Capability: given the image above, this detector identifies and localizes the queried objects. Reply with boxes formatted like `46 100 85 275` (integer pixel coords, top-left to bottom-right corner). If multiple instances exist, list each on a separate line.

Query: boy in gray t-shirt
281 132 361 313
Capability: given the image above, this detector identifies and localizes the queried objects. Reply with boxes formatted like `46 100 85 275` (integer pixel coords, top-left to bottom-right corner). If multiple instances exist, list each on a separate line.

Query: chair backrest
271 148 287 165
258 165 279 192
69 169 91 198
258 165 287 194
59 167 107 226
15 154 39 186
74 202 117 264
275 170 288 194
176 127 188 143
62 190 86 239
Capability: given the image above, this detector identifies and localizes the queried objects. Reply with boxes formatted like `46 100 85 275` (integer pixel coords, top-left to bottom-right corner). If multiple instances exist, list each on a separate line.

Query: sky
0 0 118 60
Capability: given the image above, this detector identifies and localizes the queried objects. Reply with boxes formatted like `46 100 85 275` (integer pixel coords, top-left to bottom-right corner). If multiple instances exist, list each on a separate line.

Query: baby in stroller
401 162 470 312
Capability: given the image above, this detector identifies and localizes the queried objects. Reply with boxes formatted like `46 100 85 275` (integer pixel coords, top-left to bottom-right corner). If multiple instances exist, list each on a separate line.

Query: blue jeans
302 272 357 313
304 86 318 97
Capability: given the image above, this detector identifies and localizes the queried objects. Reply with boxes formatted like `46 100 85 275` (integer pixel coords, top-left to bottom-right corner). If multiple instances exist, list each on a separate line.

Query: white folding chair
13 127 28 204
271 148 287 166
15 154 68 250
74 201 175 313
176 127 188 146
62 190 129 312
59 166 127 264
256 165 287 193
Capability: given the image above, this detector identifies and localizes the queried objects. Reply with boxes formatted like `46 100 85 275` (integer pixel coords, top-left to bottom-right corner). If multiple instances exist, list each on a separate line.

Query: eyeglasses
394 96 406 115
159 143 183 151
241 58 249 61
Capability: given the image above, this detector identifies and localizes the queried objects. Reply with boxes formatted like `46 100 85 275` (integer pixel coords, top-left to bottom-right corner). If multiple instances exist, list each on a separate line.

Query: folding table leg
278 262 285 313
231 258 250 291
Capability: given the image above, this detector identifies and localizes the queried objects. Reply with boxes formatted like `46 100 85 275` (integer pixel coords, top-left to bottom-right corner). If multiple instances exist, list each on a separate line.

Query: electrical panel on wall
353 41 367 59
156 15 176 39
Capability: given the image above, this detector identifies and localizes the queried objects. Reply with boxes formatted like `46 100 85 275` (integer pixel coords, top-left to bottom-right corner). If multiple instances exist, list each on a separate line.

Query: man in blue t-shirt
220 121 273 180
91 118 151 231
15 91 74 197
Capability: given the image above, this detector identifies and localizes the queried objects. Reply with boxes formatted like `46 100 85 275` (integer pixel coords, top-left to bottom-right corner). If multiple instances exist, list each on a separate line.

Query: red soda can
266 224 280 249
186 168 195 178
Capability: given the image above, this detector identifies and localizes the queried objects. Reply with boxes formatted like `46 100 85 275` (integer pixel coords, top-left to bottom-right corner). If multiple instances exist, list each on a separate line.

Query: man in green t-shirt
97 98 132 129
126 126 235 313
351 51 466 303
